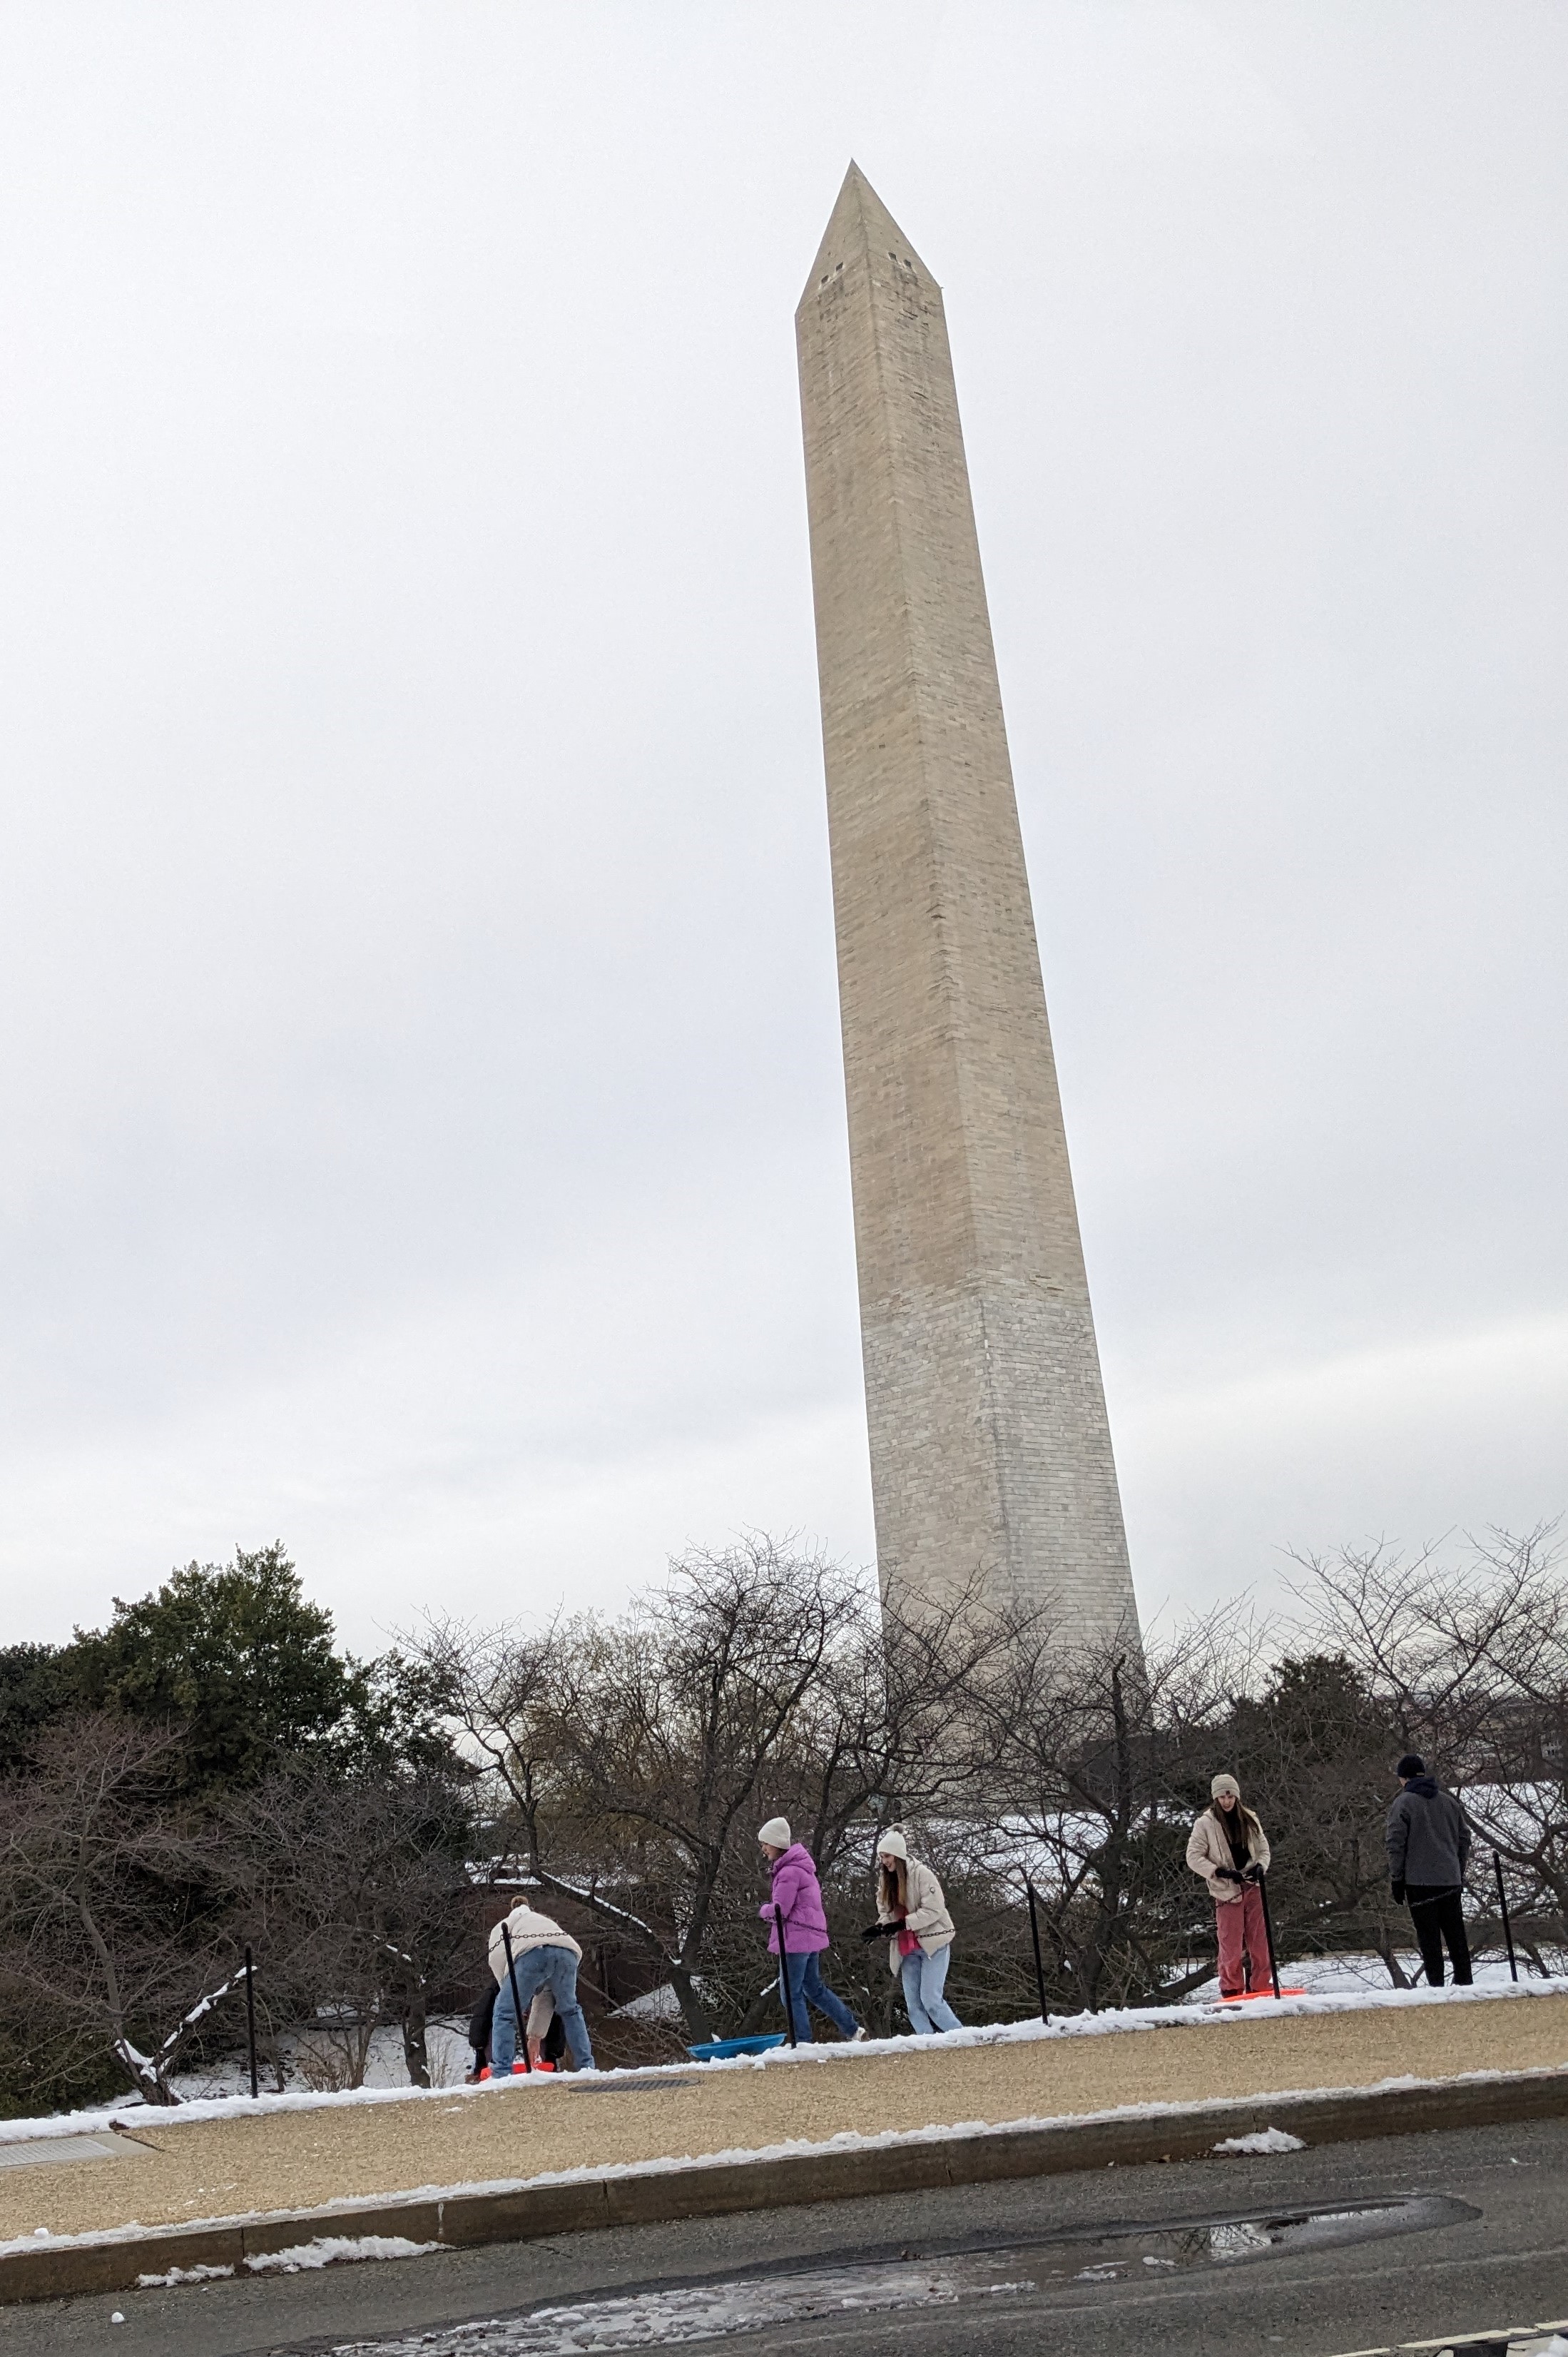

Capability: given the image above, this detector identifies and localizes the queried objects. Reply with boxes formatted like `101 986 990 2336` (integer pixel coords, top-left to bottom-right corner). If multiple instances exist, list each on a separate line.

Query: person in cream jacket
869 1830 962 2035
1186 1774 1271 1997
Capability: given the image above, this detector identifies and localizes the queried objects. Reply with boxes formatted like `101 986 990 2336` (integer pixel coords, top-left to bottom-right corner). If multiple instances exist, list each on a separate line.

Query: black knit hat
1396 1753 1425 1779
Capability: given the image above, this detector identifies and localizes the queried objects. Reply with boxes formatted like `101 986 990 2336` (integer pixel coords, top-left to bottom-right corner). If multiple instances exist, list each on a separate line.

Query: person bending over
487 1900 596 2072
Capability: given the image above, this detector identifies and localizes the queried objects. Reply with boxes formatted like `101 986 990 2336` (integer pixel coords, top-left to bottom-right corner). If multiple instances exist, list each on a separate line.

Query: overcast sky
2 3 1564 1653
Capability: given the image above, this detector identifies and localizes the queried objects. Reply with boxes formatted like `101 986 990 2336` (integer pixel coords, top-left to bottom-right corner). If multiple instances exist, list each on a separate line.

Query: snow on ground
135 2261 237 2288
246 2234 439 2274
2 1970 1563 2149
163 2020 472 2105
1213 2128 1305 2155
1176 1950 1560 2003
136 2234 437 2289
607 1985 684 2024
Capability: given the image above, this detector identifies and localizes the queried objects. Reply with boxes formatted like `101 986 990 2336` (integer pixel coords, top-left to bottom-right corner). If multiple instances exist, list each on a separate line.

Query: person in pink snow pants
1186 1773 1272 1997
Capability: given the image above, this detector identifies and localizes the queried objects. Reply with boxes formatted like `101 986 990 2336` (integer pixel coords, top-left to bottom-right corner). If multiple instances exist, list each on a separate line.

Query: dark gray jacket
1385 1778 1470 1887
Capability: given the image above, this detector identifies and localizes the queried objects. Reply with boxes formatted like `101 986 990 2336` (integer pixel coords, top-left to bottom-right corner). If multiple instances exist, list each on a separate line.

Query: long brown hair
878 1856 909 1913
1209 1795 1263 1845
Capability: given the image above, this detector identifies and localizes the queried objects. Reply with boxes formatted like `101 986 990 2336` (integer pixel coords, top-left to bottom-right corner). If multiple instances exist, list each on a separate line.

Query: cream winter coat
487 1904 584 1982
1186 1807 1270 1905
877 1857 955 1974
487 1904 583 2041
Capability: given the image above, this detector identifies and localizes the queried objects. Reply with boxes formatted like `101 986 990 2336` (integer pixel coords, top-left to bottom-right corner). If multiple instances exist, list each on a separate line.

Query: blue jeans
900 1942 961 2034
778 1948 859 2042
492 1945 595 2072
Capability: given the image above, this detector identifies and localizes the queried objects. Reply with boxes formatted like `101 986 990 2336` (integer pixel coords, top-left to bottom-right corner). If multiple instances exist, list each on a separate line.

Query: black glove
860 1922 888 1944
1213 1865 1241 1884
1243 1863 1262 1885
1391 1879 1406 1907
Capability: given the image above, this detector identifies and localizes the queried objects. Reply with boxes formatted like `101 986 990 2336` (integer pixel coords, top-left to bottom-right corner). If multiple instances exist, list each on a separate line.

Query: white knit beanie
875 1828 908 1860
1211 1773 1241 1800
758 1817 791 1847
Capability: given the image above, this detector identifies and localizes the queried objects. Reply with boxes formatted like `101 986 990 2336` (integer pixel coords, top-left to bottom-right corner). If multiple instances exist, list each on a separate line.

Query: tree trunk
1373 1935 1414 1989
402 1987 430 2088
669 1962 715 2044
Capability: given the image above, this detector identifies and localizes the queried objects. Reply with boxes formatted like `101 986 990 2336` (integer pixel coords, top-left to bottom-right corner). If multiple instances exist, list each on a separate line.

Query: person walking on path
1386 1755 1473 1987
1186 1774 1272 1997
866 1830 962 2035
758 1818 864 2042
487 1901 596 2072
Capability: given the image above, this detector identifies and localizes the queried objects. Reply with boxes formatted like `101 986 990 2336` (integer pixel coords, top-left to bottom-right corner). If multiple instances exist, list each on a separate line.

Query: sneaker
850 2027 870 2042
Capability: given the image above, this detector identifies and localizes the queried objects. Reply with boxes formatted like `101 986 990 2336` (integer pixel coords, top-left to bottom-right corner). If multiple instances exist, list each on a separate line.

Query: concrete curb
5 2063 1566 2305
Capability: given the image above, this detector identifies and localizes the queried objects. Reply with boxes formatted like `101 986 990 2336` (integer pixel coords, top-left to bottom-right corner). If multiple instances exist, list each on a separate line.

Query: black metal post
1494 1851 1519 1982
499 1924 532 2073
1024 1876 1049 2022
1256 1873 1282 2001
775 1907 798 2047
244 1945 258 2100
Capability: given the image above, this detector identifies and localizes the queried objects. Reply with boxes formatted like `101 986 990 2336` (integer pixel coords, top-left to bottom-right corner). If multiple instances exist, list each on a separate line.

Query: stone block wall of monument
795 165 1140 1653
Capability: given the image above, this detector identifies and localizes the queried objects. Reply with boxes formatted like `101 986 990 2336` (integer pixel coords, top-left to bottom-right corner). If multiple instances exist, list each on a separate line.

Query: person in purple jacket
758 1818 865 2043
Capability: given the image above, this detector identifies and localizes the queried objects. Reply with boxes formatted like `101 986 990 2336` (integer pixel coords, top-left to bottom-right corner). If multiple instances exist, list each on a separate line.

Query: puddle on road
307 2194 1477 2356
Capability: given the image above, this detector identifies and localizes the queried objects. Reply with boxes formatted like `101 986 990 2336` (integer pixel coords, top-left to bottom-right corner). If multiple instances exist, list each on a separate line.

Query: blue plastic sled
686 2032 786 2062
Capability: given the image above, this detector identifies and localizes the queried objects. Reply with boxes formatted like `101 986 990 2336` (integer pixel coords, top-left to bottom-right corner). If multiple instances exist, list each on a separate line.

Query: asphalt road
6 2115 1567 2357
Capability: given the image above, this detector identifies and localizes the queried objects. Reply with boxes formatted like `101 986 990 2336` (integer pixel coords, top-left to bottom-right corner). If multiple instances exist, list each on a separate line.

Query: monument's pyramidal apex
802 158 933 293
796 166 1140 1649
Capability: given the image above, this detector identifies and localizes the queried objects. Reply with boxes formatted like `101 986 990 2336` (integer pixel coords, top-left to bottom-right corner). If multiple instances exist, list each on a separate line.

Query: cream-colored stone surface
795 166 1139 1641
4 1994 1564 2244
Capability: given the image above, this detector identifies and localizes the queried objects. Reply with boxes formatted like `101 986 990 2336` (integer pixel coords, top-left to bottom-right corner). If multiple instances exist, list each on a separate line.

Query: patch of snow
245 2233 437 2274
165 2019 473 2104
608 1984 683 2024
1174 1950 1559 2006
136 2261 235 2287
1213 2128 1305 2155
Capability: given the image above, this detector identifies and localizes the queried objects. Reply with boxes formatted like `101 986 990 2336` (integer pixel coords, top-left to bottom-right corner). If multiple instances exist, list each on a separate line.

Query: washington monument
795 165 1139 1650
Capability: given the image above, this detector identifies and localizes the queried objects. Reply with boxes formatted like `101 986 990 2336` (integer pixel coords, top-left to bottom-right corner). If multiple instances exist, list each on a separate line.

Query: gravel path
4 1992 1565 2247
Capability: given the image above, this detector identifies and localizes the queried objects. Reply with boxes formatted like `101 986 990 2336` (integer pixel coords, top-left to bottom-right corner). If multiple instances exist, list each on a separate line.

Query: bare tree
220 1763 476 2088
1440 1531 1568 1960
418 1540 880 2041
0 1713 241 2102
1282 1525 1568 1975
972 1604 1266 2011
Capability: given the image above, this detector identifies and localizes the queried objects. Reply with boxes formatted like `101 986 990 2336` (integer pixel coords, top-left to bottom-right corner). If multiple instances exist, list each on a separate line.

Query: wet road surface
5 2114 1566 2357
